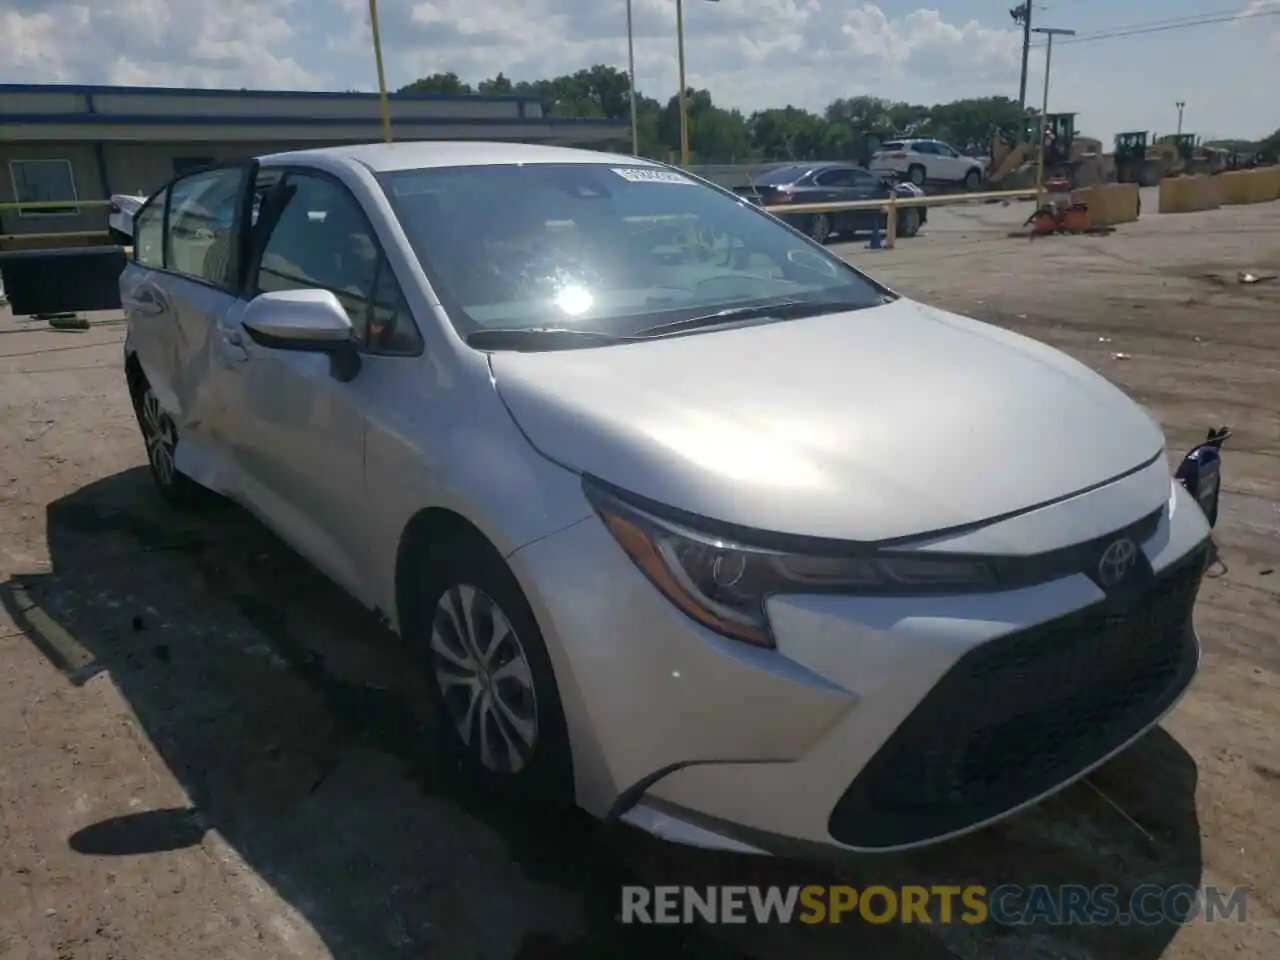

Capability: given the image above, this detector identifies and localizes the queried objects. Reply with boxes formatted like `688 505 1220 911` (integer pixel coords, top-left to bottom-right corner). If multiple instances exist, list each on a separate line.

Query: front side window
754 164 813 185
165 166 247 287
251 171 420 354
378 162 889 345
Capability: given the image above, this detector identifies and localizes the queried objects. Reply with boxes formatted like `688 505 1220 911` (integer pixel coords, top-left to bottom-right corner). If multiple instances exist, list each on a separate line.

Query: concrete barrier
1158 175 1222 214
1218 168 1279 205
1072 182 1140 226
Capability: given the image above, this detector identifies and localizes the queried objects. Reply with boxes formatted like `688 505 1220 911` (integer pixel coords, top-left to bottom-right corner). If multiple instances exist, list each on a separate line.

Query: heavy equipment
1113 131 1163 186
985 113 1110 191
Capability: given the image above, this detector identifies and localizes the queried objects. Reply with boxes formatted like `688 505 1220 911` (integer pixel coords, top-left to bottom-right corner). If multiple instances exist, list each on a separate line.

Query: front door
213 167 421 603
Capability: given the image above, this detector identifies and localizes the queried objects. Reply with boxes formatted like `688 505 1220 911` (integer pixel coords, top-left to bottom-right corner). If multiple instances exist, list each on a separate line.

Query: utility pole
1175 101 1186 136
1011 3 1033 112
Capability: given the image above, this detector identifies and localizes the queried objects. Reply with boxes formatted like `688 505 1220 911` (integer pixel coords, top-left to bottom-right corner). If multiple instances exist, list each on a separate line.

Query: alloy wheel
140 388 177 487
809 214 832 244
900 208 921 238
430 584 539 774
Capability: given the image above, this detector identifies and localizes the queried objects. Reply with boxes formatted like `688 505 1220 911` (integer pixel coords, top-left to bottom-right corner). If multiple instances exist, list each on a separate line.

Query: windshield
752 164 812 185
377 162 887 343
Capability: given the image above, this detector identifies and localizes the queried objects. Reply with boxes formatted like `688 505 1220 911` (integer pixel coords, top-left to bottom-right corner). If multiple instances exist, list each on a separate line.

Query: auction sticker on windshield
611 167 694 184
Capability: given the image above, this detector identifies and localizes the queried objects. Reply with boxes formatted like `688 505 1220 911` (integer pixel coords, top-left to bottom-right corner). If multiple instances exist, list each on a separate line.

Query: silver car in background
121 142 1216 857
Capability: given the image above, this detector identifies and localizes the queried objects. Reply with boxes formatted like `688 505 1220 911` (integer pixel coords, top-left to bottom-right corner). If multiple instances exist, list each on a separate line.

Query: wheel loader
1113 131 1164 186
985 113 1109 191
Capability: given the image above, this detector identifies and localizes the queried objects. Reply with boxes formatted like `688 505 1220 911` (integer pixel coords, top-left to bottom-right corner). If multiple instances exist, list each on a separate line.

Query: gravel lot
2 196 1278 960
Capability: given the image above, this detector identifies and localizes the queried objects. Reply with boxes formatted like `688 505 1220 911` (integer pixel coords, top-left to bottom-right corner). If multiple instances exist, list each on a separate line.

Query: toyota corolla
120 141 1226 857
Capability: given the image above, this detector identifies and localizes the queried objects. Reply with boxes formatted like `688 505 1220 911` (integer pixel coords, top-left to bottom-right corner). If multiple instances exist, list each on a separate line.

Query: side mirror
1175 426 1230 528
242 288 361 381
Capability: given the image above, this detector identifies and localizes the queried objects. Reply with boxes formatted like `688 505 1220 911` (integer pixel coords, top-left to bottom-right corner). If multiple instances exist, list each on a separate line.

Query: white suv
870 139 986 190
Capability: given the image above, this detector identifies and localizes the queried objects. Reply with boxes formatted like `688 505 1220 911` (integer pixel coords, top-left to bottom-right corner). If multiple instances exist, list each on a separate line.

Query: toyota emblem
1097 537 1138 587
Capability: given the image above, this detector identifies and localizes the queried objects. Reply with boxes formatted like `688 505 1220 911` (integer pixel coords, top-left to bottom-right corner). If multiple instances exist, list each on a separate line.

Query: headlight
584 479 996 648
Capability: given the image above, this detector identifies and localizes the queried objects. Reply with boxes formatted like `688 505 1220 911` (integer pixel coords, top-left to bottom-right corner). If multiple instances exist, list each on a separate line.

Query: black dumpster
0 246 127 316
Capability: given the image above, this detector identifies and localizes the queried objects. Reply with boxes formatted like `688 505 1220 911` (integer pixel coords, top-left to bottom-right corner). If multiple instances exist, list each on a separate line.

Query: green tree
398 72 472 95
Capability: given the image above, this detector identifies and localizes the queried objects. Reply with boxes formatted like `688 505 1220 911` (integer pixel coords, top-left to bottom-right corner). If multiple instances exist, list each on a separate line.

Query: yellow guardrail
762 188 1042 249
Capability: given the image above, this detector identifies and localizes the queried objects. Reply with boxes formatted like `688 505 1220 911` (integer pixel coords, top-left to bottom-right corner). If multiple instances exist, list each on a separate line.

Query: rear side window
879 141 905 152
165 166 247 289
132 193 167 269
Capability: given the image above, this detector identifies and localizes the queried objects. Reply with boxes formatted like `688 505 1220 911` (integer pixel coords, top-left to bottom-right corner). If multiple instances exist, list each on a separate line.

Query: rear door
910 141 941 180
121 162 253 482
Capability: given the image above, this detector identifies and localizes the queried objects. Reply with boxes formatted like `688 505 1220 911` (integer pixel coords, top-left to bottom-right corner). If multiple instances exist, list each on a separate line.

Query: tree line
398 65 1033 164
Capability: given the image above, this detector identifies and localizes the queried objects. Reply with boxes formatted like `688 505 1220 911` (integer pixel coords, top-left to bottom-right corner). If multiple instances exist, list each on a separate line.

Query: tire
806 213 832 244
130 377 216 509
410 534 574 805
908 164 927 187
897 207 922 239
964 168 982 190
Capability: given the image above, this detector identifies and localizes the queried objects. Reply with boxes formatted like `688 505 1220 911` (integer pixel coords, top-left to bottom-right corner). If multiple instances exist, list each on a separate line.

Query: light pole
1175 101 1186 136
1032 26 1075 204
626 0 639 154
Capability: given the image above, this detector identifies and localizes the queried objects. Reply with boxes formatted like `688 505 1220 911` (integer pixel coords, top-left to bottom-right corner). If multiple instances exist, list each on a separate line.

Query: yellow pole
369 0 393 143
627 0 639 155
676 0 689 167
1035 32 1054 206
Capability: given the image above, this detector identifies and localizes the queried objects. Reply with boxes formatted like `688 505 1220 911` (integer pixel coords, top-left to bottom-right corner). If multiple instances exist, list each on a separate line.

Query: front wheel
413 537 574 803
806 213 832 244
908 164 927 187
964 168 982 190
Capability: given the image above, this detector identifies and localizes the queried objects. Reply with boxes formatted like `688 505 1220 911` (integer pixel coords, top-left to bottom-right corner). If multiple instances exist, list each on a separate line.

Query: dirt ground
1 198 1278 960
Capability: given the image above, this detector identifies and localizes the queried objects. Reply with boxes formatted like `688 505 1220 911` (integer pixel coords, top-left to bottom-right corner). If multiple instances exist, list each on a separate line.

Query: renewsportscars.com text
620 884 1250 926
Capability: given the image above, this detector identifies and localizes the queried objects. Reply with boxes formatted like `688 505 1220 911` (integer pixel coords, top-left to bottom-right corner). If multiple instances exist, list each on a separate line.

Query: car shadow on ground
3 466 1204 960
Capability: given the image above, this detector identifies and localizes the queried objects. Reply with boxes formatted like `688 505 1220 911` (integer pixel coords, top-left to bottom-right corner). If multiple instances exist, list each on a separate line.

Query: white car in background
109 193 147 243
870 139 987 190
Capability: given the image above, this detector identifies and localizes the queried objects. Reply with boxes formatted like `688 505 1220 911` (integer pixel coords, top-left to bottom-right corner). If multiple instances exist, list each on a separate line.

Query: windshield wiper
465 327 635 351
633 297 886 339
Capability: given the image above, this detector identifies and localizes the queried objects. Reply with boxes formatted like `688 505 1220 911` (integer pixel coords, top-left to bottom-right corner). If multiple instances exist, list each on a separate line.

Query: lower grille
827 544 1208 850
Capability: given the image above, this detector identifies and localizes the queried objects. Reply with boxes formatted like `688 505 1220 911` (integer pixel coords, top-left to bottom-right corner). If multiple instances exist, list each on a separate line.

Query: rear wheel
908 164 927 187
897 208 922 239
806 213 832 244
129 370 217 508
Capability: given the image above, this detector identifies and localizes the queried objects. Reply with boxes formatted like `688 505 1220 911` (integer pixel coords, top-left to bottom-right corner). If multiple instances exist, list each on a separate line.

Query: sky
1 0 1278 142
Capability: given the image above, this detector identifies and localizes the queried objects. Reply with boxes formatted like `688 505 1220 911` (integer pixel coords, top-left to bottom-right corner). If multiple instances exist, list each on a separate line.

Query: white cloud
0 0 1275 139
0 0 325 89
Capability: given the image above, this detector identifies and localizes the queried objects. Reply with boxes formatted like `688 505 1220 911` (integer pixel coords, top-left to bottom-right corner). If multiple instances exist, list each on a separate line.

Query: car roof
256 141 656 173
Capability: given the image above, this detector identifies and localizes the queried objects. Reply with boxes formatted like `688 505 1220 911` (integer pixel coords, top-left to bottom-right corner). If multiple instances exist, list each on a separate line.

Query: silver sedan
121 141 1219 857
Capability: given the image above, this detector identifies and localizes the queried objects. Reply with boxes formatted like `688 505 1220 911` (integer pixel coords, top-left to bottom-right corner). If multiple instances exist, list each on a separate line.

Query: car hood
490 298 1165 542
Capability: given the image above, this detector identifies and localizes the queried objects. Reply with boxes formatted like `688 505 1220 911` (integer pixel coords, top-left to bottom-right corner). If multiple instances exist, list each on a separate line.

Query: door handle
216 327 248 363
124 292 164 316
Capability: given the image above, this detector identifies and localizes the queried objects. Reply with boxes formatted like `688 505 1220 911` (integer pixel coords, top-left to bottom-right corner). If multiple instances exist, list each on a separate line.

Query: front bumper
507 476 1211 856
